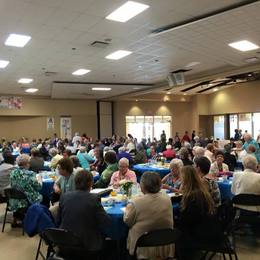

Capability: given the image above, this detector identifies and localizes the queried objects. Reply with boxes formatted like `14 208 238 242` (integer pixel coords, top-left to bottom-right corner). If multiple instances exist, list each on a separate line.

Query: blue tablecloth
217 180 233 201
133 164 170 181
102 201 180 240
40 175 100 198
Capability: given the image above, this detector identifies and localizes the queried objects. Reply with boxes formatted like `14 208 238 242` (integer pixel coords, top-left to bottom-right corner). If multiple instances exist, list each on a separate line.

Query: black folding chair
133 228 181 259
44 228 101 260
191 202 238 260
2 188 29 234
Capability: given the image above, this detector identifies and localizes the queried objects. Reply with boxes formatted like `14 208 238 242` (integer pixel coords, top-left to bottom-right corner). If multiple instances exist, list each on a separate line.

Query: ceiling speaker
167 72 185 87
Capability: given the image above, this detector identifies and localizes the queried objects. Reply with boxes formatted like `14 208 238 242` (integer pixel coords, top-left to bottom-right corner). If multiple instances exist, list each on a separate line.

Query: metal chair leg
35 237 42 260
2 204 8 232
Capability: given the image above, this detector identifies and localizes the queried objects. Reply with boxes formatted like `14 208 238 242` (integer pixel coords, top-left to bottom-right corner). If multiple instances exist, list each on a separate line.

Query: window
229 114 238 138
214 115 225 139
125 115 172 142
238 113 252 134
253 113 260 140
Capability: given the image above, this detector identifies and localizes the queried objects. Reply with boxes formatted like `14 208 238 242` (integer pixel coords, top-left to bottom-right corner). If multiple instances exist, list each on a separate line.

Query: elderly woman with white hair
192 146 205 161
161 158 183 192
109 158 137 188
76 146 94 170
162 144 176 160
10 154 42 226
243 133 260 163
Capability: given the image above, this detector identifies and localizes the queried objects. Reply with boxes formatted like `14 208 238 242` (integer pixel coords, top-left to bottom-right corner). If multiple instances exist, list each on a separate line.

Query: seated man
109 158 137 189
57 170 111 252
231 155 260 212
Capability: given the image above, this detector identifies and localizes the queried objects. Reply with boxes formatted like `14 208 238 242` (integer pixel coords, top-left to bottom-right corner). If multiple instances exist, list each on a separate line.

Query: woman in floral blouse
10 154 42 226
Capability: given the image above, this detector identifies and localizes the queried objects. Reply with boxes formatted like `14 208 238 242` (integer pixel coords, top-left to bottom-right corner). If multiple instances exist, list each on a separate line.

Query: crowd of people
0 129 260 259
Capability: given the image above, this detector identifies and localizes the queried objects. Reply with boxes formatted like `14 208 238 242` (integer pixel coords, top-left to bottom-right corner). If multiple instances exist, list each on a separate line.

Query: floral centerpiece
119 180 133 198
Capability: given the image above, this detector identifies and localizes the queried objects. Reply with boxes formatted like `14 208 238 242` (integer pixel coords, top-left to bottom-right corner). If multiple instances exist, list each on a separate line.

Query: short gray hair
140 171 161 194
242 155 258 171
119 157 129 166
17 154 30 167
178 147 189 159
193 146 205 157
49 148 58 156
169 158 183 173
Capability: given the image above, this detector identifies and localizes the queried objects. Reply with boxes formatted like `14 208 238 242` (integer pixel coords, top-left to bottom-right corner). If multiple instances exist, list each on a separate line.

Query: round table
40 174 100 198
101 197 180 240
133 164 170 181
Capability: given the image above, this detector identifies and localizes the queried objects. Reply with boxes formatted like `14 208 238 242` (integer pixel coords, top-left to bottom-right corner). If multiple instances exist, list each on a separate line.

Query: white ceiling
0 0 260 99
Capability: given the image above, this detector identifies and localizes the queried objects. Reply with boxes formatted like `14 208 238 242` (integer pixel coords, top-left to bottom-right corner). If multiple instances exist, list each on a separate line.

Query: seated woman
70 155 83 174
29 148 44 173
109 158 137 189
10 154 42 226
194 156 221 207
124 171 174 259
134 143 147 164
49 148 63 169
77 146 94 170
162 144 176 160
178 165 217 259
178 147 193 166
0 152 15 202
210 151 229 176
93 151 118 188
90 148 106 174
161 158 183 192
54 158 75 195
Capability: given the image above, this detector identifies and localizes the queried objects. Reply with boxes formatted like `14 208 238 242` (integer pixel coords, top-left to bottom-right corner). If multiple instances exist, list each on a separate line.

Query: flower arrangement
119 180 133 197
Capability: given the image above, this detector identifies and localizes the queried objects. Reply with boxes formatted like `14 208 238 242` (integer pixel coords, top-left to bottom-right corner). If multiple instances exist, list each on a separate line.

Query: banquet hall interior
1 0 260 259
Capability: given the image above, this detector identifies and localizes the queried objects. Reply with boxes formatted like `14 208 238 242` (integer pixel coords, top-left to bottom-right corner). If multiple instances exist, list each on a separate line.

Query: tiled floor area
0 203 260 260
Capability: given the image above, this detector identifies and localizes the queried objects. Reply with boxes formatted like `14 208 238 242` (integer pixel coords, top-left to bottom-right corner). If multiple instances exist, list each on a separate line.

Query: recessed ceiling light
105 50 132 60
92 87 111 91
5 33 31 47
185 61 200 68
135 99 139 102
106 1 149 23
183 93 187 96
213 88 219 92
18 78 33 84
166 91 171 94
72 69 91 75
228 40 259 52
25 88 38 93
0 60 10 68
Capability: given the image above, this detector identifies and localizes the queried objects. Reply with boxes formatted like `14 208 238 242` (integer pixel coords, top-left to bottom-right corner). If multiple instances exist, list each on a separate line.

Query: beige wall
208 81 260 115
0 97 97 140
114 101 192 138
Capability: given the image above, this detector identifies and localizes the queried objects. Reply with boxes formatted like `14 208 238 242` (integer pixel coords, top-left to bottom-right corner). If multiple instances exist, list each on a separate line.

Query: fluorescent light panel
25 88 38 93
72 69 91 75
92 87 111 91
228 40 259 52
5 33 31 47
18 78 33 84
106 1 149 22
106 50 132 60
0 60 9 68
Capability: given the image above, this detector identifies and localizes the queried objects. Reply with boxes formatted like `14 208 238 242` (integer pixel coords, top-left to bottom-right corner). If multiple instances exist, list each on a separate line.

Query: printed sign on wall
60 117 72 139
0 96 22 109
47 117 55 131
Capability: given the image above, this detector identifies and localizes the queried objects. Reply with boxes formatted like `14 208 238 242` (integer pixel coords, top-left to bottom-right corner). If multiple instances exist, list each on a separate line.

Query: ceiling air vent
91 41 110 48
